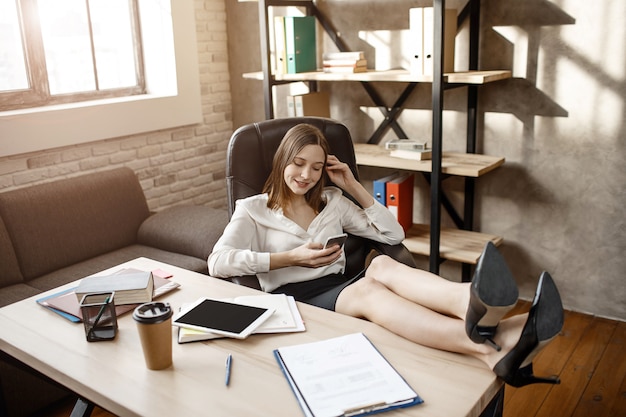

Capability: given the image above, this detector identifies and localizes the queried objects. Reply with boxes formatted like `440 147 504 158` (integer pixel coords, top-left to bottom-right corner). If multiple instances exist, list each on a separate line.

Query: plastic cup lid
133 302 172 324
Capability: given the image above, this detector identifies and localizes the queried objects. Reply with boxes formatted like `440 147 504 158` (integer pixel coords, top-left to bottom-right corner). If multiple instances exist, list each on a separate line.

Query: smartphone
323 233 348 249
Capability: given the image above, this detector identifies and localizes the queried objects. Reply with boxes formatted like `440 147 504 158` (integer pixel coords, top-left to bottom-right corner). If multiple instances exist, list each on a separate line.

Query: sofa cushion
0 168 150 280
0 283 42 308
138 205 229 262
0 216 23 289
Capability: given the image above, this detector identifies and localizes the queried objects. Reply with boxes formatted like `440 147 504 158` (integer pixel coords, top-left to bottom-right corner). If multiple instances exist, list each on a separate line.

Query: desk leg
70 398 94 417
0 388 7 417
480 385 504 417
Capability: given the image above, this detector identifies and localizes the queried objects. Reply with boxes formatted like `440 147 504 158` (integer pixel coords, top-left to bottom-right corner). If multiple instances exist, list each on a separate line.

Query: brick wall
0 0 232 212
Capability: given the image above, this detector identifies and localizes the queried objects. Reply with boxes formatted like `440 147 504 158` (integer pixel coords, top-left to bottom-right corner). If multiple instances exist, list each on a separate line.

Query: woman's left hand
325 154 376 209
325 155 356 190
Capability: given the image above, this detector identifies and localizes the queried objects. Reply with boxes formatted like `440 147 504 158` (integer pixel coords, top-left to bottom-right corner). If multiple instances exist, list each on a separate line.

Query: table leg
480 385 504 417
70 397 94 417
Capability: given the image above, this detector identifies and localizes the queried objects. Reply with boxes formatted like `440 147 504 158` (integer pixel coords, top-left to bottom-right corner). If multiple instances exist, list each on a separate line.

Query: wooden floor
43 301 626 417
503 301 626 417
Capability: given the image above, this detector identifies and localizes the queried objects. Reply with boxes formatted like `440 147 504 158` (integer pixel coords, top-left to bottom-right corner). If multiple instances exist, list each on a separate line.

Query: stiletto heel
504 363 560 387
465 242 519 351
493 271 564 387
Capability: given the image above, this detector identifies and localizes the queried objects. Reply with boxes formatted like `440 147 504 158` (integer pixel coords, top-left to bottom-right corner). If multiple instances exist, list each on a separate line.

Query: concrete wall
0 0 232 212
226 0 626 320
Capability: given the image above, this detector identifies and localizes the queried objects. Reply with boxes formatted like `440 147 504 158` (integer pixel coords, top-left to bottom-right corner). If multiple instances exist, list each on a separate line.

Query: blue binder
373 172 399 205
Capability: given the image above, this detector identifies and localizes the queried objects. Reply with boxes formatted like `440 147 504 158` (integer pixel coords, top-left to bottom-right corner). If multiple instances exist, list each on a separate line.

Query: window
0 0 202 157
1 0 145 111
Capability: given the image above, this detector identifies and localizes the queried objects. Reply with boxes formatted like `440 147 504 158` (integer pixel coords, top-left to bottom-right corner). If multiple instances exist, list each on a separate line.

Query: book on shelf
322 51 365 61
385 139 428 151
323 65 367 74
287 92 330 117
274 16 287 74
285 16 317 74
74 271 154 305
389 148 432 161
386 173 414 232
409 7 457 76
274 332 423 417
322 58 367 67
373 172 400 206
321 51 367 72
37 268 179 322
177 294 305 343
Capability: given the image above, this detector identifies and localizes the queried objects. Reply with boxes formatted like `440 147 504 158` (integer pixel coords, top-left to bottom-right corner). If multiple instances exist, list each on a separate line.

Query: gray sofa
0 167 229 416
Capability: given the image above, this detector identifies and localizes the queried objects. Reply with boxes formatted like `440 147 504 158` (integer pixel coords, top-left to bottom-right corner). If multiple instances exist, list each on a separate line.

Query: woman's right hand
270 242 342 270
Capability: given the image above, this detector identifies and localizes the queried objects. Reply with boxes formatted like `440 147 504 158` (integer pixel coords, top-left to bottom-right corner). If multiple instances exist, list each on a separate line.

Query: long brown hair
263 124 330 212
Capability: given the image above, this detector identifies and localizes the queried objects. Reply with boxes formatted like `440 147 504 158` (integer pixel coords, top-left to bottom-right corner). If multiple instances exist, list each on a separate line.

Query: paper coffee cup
133 302 173 370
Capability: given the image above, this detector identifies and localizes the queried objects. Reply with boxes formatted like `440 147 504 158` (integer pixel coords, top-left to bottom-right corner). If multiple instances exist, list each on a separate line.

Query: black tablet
172 298 274 339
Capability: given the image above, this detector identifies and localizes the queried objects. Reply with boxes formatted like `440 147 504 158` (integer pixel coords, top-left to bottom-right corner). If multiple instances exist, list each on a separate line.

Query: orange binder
386 173 414 232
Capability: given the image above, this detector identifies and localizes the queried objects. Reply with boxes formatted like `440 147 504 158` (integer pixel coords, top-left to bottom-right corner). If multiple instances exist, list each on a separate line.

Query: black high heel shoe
493 271 564 387
465 242 519 351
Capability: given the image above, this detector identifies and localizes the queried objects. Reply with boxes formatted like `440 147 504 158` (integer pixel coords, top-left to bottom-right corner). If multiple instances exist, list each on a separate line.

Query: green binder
285 16 316 74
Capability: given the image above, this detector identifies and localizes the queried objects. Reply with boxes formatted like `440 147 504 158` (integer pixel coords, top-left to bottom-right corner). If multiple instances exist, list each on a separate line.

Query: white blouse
208 187 405 292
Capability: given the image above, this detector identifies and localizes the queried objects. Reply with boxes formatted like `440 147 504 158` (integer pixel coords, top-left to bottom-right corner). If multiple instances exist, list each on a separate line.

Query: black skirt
271 269 366 311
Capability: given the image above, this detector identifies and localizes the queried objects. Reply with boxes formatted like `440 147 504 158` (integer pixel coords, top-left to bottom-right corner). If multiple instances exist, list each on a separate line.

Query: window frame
0 0 202 158
0 0 146 112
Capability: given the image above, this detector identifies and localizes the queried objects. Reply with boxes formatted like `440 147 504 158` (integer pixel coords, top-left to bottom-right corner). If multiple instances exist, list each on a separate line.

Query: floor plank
612 355 626 416
504 310 592 417
572 320 626 417
535 316 616 417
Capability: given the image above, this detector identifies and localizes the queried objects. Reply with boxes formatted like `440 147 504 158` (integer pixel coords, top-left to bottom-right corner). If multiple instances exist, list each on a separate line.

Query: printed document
274 333 422 417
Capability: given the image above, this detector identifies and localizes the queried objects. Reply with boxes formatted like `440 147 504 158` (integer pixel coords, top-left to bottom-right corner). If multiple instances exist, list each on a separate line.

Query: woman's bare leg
364 255 471 319
336 276 480 353
335 276 526 369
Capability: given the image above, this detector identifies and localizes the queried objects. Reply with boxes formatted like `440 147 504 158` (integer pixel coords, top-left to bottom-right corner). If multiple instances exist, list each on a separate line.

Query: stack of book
385 139 432 161
75 271 154 305
37 268 180 323
322 51 367 73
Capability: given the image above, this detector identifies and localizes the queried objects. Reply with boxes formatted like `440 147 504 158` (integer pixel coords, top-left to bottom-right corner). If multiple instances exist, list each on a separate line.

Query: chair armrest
227 239 416 293
230 275 262 290
369 241 417 268
137 205 229 261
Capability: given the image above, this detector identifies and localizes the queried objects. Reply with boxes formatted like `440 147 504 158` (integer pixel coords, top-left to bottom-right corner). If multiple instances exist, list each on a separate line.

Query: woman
209 123 564 387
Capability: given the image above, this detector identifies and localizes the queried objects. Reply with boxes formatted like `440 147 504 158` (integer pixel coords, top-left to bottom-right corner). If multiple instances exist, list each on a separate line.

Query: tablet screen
173 298 272 339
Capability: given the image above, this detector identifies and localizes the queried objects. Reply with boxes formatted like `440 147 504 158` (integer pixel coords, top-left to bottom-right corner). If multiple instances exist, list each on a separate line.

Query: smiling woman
0 0 202 157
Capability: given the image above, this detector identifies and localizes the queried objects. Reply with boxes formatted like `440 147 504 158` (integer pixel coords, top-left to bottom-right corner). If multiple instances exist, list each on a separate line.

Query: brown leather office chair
225 117 416 289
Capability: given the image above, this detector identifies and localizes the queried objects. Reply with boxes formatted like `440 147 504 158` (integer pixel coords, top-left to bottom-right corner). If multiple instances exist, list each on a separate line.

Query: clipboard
274 333 423 417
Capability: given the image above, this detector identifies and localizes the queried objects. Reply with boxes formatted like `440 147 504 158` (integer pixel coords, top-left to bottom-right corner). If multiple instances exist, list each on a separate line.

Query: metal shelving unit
245 0 510 281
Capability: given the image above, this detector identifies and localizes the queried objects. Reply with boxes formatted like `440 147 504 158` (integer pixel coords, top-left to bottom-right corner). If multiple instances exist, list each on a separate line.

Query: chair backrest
225 117 416 286
226 117 359 218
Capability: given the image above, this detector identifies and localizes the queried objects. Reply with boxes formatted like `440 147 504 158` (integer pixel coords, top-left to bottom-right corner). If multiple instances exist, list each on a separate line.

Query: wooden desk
0 258 503 417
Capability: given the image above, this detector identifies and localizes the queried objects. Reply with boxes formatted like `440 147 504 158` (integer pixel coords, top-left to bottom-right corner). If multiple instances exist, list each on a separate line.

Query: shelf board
354 144 504 177
404 224 503 264
242 69 512 84
446 70 512 84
